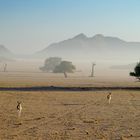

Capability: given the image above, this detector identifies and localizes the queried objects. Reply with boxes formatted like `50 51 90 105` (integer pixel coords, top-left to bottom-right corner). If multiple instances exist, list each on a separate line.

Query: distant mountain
36 33 140 61
0 45 14 62
0 45 11 55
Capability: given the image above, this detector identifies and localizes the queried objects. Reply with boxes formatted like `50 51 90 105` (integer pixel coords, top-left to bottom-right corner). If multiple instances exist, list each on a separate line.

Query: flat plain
0 72 140 140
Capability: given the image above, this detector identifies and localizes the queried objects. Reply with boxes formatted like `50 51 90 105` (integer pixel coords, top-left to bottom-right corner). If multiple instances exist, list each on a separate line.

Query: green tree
130 62 140 81
53 61 76 78
40 57 62 72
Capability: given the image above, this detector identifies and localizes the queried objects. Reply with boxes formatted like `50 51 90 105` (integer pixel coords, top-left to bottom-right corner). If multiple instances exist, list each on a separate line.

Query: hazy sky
0 0 140 54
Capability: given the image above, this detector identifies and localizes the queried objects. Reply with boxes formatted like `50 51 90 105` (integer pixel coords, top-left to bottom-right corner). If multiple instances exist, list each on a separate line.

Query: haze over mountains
36 34 140 62
0 45 14 62
0 34 140 62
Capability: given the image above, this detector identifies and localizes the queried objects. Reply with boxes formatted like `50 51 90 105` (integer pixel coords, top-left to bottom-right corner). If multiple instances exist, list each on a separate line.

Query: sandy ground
0 70 139 140
0 71 140 88
0 90 140 140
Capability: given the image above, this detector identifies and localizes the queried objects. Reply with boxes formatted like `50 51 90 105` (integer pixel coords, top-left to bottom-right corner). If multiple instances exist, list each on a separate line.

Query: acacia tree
40 57 62 72
130 62 140 81
53 61 76 78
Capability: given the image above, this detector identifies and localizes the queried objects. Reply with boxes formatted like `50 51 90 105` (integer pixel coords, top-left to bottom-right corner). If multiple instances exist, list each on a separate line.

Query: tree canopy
130 62 140 80
53 61 76 78
40 57 62 72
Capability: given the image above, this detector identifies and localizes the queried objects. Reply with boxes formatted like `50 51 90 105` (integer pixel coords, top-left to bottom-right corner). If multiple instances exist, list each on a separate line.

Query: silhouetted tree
53 61 76 78
40 57 62 72
130 62 140 81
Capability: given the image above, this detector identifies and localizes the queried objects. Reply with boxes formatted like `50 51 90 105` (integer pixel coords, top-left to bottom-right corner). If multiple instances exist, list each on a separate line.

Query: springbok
107 92 112 104
17 101 22 118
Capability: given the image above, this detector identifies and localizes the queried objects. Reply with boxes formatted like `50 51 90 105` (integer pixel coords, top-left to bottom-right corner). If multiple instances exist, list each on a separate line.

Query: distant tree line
40 57 76 78
40 57 140 81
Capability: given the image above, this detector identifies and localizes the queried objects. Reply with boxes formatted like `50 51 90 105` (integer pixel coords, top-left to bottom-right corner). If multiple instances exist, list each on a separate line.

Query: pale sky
0 0 140 54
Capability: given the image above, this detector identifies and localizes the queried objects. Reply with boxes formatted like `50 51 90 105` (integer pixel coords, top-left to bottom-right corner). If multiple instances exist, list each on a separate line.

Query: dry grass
0 90 140 140
0 71 139 139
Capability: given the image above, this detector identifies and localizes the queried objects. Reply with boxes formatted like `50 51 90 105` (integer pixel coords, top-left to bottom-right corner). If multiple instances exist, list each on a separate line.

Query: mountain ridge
0 45 14 61
1 34 140 61
36 34 140 60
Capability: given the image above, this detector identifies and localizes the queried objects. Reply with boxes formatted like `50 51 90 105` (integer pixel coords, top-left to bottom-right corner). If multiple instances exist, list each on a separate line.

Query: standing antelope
17 101 22 118
107 93 112 104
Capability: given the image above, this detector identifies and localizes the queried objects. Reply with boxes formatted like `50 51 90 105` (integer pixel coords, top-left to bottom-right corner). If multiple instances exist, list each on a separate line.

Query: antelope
17 101 22 118
107 92 112 104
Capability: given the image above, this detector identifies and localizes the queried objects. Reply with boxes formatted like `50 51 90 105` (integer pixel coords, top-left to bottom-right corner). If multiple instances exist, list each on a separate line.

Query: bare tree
3 63 7 72
90 62 96 77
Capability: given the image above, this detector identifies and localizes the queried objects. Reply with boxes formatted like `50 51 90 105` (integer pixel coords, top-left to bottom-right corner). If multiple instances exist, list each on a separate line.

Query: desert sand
0 90 139 140
0 71 140 140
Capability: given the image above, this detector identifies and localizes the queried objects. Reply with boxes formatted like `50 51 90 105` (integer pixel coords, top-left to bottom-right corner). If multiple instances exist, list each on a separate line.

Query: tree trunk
91 63 96 77
4 64 7 72
91 64 94 77
64 72 67 78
